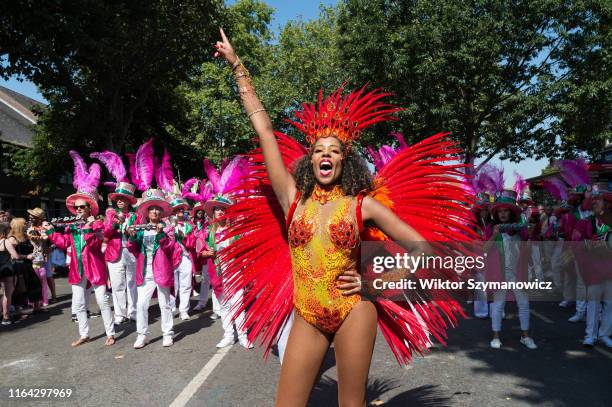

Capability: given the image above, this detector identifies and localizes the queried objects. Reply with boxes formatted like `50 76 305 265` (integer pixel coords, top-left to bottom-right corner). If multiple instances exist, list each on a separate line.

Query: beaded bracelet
247 108 266 118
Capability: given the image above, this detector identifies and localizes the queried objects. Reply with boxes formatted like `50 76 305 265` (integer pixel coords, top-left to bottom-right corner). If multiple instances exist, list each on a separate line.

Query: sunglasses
73 205 89 210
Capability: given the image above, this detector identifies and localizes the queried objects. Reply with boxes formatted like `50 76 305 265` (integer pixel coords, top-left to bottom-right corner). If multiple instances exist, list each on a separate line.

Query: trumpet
498 223 528 233
131 223 159 231
50 216 86 227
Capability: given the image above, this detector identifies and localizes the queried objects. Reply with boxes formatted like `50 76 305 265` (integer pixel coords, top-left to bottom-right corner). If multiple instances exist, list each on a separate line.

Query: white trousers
473 271 488 317
107 248 137 320
72 277 114 338
529 245 544 281
72 285 91 314
197 264 210 307
219 288 247 341
490 288 530 332
543 241 564 290
564 260 587 309
212 291 220 315
585 281 612 340
136 272 174 338
173 255 193 313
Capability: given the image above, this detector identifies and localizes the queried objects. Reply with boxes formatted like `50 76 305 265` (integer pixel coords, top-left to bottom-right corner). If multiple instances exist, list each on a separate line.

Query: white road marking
169 345 233 407
530 310 553 324
0 359 33 368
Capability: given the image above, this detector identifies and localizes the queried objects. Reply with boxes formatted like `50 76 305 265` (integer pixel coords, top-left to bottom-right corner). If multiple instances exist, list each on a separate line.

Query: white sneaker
216 337 235 348
568 312 585 323
239 336 254 349
133 335 148 349
490 338 502 349
162 336 174 347
210 313 220 320
193 304 205 311
599 336 612 348
114 317 127 325
520 336 537 349
180 312 190 321
559 300 571 308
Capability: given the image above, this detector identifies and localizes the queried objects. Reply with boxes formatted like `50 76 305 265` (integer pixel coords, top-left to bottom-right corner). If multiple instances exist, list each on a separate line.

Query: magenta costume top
47 220 107 286
103 210 141 263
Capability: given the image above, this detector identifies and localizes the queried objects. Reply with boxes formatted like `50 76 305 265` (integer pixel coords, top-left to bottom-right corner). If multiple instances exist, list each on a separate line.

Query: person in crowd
0 222 21 325
103 182 140 325
9 218 43 314
43 151 115 347
486 190 537 350
128 189 177 349
27 208 53 305
167 195 195 321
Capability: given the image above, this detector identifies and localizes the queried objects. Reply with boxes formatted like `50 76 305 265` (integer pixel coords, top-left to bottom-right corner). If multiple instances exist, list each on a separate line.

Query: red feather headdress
287 84 403 146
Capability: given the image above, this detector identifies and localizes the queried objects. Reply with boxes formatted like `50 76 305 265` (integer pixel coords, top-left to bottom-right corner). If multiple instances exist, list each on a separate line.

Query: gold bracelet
235 71 251 80
247 108 266 118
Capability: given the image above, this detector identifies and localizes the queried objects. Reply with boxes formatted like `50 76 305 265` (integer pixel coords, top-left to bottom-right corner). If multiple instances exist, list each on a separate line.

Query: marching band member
167 194 195 321
44 151 115 347
486 190 537 350
129 188 177 349
92 151 141 325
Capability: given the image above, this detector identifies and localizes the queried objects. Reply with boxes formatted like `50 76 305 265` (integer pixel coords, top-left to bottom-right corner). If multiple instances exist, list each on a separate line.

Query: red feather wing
368 132 478 364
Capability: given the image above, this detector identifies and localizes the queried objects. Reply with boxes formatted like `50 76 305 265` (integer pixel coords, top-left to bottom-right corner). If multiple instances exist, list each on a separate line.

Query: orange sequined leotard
287 185 362 333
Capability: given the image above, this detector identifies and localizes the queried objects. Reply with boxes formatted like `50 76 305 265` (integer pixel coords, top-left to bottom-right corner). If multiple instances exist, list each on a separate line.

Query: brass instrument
131 223 158 231
50 216 86 227
498 223 528 233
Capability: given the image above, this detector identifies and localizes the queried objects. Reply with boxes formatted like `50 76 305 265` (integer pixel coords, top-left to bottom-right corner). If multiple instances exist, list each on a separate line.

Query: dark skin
215 28 427 407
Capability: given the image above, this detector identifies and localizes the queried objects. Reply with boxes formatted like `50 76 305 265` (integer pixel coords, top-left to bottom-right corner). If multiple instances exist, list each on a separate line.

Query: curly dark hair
293 140 373 200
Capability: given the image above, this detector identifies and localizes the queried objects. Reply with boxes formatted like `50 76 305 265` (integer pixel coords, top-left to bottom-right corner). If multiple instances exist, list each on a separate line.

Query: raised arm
361 196 430 255
214 28 296 213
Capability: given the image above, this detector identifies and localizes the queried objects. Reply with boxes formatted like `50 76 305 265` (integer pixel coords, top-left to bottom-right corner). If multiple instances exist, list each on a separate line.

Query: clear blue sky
0 0 546 184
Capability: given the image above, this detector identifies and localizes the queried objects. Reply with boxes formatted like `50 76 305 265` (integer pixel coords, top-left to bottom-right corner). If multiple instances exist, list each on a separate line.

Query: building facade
0 85 73 219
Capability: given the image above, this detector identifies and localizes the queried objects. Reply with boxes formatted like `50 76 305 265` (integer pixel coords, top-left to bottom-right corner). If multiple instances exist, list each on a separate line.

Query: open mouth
319 160 333 177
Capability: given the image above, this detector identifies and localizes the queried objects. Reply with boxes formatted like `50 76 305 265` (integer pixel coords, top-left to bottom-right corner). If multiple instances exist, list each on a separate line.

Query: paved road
1 276 611 407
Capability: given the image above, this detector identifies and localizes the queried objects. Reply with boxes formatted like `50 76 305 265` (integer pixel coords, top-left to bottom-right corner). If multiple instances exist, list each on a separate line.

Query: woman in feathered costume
214 29 477 406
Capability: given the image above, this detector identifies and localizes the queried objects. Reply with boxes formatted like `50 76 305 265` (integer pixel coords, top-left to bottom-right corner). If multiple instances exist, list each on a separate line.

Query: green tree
336 0 610 165
182 2 344 163
1 0 224 184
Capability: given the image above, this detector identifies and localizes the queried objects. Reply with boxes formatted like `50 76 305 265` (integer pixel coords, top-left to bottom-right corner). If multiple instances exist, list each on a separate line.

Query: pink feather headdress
366 131 409 171
155 148 174 194
542 177 569 201
556 158 590 188
128 139 155 192
90 151 128 189
69 150 101 194
204 156 249 197
473 164 504 195
513 172 528 196
182 179 214 203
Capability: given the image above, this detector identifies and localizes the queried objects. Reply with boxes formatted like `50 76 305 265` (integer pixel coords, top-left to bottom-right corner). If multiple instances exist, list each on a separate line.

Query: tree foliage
336 0 610 164
1 0 224 185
